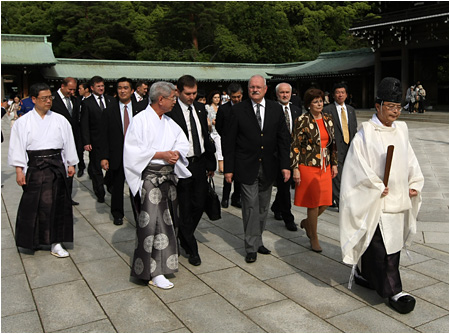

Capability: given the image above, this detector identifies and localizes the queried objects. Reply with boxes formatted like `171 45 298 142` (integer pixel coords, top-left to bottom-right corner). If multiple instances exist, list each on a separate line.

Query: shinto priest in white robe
8 108 78 249
8 109 78 173
339 114 424 266
123 106 191 281
123 106 191 196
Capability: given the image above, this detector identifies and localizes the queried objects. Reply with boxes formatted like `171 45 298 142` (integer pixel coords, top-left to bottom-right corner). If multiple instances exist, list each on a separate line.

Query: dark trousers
332 155 348 207
177 157 208 256
104 167 140 223
87 148 105 200
77 145 85 171
222 178 241 203
271 170 294 223
360 225 402 298
418 100 425 113
108 168 126 219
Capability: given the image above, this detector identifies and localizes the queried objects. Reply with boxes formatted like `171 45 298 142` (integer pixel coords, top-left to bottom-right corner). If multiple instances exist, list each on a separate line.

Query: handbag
204 176 221 221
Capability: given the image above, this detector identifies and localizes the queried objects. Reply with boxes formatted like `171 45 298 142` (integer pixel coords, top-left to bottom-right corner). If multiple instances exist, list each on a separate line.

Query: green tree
1 1 375 63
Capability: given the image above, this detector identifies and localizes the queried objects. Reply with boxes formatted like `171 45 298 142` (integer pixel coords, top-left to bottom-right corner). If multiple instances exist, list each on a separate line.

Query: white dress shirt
334 101 348 129
178 100 205 157
57 89 72 111
119 101 134 134
251 98 266 128
279 102 293 133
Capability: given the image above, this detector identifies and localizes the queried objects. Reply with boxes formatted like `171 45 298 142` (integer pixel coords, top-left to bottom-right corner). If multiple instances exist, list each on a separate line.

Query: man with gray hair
124 81 191 289
271 82 302 231
224 75 291 263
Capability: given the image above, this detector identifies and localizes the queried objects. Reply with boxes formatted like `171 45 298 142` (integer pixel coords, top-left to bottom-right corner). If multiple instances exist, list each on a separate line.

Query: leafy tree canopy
1 1 375 63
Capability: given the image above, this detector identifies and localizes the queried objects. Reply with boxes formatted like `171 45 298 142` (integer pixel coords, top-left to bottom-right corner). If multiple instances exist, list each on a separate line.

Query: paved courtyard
1 111 448 333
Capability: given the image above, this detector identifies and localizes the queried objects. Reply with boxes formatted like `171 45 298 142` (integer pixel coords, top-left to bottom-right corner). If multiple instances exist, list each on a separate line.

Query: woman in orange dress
291 88 338 252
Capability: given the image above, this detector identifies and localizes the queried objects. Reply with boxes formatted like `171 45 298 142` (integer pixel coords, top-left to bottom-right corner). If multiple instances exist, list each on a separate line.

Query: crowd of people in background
405 81 427 113
5 73 423 314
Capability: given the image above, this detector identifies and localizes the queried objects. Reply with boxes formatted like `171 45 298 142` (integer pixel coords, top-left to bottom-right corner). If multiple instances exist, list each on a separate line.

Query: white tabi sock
152 275 174 289
390 291 410 301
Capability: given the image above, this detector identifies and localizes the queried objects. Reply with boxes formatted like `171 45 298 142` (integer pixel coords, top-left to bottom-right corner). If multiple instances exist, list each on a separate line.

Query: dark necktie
98 96 105 110
188 105 201 157
255 103 262 129
284 106 291 134
123 105 130 136
64 97 73 116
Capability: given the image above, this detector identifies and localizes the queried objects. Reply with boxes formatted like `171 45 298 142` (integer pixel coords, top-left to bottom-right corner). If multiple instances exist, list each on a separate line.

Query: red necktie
124 105 130 136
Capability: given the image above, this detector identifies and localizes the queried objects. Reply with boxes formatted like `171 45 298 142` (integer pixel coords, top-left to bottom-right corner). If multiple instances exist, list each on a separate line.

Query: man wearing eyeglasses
80 76 114 203
98 77 147 226
8 83 79 258
340 77 424 315
51 77 81 206
323 83 357 210
223 75 291 263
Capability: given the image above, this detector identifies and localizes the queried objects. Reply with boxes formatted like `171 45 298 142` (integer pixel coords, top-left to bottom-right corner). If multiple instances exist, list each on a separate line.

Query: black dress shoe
284 220 297 231
77 169 84 178
114 218 123 226
188 254 201 266
231 200 242 208
97 196 105 203
221 199 229 208
274 212 283 220
389 295 416 314
257 246 271 254
71 200 79 206
245 252 257 263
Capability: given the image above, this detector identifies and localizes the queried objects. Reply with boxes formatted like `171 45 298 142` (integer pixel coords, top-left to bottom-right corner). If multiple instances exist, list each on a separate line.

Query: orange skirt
294 165 332 208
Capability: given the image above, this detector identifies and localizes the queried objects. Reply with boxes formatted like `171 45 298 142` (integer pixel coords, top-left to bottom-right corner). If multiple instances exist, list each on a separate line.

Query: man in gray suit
224 75 291 263
323 83 357 209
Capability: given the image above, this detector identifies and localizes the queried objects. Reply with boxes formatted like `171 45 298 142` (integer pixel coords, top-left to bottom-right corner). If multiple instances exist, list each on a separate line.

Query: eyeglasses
383 103 402 112
163 96 177 101
36 96 55 102
249 86 264 90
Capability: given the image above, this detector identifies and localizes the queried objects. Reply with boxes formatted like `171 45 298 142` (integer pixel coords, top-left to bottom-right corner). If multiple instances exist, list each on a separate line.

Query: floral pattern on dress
290 112 338 169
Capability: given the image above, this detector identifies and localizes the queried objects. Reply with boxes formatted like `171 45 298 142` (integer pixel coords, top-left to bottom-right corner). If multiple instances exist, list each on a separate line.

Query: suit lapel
53 93 71 119
332 105 343 135
172 103 189 137
89 95 102 113
112 101 124 133
244 100 261 131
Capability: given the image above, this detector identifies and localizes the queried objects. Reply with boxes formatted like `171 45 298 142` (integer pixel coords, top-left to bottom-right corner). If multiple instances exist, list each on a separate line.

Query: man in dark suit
270 83 302 231
323 83 358 209
51 77 81 206
215 83 243 209
166 75 216 267
131 80 149 105
224 75 291 263
76 82 91 177
99 77 147 226
80 76 114 203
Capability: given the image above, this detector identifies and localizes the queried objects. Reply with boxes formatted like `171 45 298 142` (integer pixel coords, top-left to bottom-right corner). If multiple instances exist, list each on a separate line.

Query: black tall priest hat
376 77 402 104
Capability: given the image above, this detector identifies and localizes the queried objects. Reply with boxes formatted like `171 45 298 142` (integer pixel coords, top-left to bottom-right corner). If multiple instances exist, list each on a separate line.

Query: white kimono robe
340 115 424 265
123 106 191 196
8 109 79 172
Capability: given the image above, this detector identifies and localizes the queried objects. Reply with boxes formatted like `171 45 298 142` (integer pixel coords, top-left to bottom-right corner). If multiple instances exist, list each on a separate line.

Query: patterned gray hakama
131 164 179 281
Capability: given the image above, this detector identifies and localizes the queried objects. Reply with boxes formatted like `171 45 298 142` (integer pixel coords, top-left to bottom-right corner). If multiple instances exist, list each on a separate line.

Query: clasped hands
382 188 418 198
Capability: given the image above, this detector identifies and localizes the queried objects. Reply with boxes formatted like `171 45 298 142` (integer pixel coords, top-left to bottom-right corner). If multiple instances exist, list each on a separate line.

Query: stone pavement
1 111 448 333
